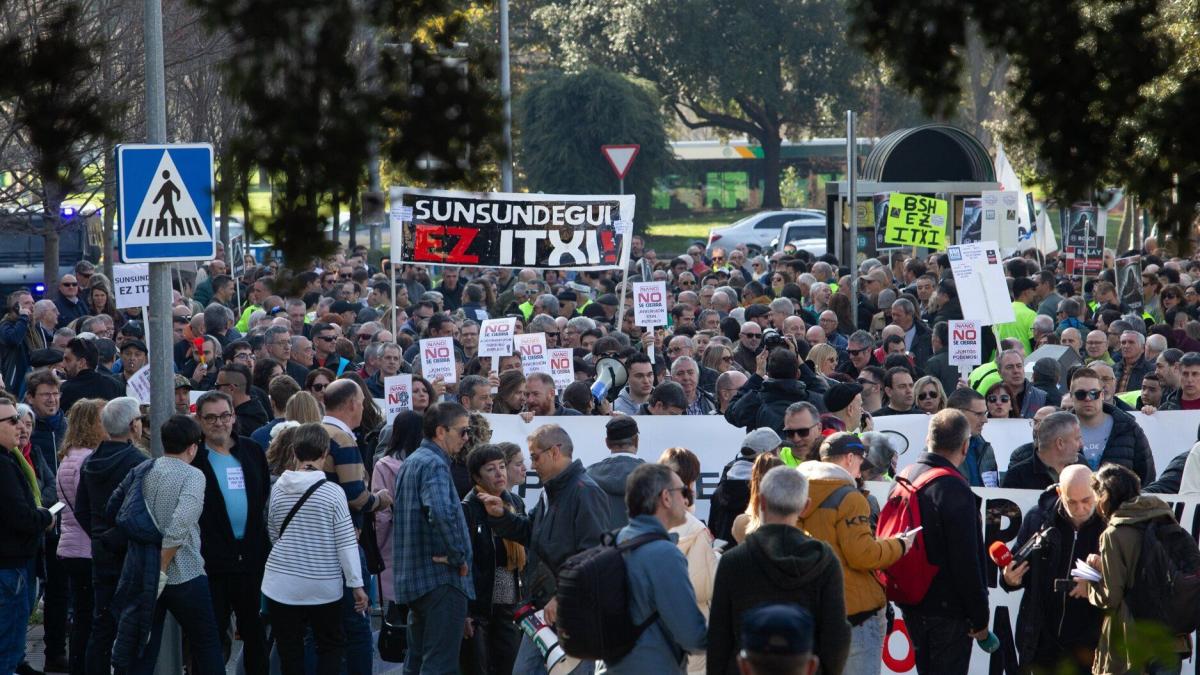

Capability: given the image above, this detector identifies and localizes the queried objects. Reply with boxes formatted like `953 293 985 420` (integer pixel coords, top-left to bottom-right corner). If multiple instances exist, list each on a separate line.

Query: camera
763 329 787 352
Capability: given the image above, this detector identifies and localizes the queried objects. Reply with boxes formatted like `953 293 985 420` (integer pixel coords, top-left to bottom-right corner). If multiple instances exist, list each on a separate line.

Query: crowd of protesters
4 233 1200 674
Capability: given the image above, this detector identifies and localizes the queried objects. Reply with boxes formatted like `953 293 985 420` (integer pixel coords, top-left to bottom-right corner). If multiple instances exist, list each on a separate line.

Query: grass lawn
642 211 750 255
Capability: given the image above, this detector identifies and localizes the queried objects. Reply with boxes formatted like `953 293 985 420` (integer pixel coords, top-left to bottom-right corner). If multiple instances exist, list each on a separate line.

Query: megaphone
590 357 628 402
514 603 580 675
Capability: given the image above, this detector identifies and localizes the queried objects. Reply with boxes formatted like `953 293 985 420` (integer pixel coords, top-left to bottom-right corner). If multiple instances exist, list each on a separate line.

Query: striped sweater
262 469 362 605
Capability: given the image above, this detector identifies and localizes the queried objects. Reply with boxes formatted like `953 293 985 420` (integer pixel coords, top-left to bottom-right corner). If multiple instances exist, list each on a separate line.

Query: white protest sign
419 336 457 383
478 317 517 360
633 281 668 327
547 348 575 390
383 374 412 424
113 263 151 310
514 332 549 376
947 241 1015 325
125 364 152 404
948 320 983 370
980 190 1021 250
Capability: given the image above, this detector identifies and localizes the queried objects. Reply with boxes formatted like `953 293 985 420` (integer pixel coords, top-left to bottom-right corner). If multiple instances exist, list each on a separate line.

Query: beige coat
671 511 717 675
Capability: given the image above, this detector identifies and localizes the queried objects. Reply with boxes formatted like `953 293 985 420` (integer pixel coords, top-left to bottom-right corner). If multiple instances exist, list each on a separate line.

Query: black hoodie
707 524 850 675
74 440 148 572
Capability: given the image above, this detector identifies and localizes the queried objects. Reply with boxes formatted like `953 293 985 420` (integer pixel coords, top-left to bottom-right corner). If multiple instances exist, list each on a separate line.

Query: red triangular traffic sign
601 144 640 179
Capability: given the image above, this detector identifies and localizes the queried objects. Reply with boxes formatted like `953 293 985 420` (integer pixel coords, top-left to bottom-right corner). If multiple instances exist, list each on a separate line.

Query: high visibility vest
519 301 534 321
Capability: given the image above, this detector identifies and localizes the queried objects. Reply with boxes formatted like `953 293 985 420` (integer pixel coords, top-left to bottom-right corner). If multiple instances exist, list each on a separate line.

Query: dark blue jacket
30 409 66 484
106 459 161 672
53 295 89 328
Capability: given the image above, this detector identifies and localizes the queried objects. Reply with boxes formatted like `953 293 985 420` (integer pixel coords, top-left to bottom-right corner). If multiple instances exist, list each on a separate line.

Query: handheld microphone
988 541 1013 568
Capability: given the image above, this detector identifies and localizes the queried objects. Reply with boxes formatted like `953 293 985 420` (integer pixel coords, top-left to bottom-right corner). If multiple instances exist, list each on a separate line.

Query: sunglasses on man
1072 389 1102 401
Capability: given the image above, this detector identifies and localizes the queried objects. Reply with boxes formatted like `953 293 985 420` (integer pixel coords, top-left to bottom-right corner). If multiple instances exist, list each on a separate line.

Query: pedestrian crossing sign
117 143 215 262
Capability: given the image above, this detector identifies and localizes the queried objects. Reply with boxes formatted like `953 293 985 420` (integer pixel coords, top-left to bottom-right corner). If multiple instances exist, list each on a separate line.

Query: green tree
520 69 672 223
0 1 116 287
535 0 869 209
186 0 500 266
847 0 1200 249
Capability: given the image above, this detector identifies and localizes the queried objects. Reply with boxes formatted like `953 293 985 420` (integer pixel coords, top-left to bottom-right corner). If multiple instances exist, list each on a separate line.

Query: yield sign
601 144 640 179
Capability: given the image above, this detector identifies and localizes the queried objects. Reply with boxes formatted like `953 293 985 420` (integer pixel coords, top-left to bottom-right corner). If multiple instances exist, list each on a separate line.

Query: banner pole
391 265 399 337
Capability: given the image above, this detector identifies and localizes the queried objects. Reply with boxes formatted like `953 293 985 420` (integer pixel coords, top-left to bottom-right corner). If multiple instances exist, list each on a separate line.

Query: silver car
706 209 822 254
768 218 828 256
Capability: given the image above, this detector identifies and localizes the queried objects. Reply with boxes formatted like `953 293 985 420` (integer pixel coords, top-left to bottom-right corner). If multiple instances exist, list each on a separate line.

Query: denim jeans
514 632 594 675
340 579 374 674
129 575 225 675
0 564 35 674
904 611 972 675
403 585 468 675
61 557 93 675
844 608 886 675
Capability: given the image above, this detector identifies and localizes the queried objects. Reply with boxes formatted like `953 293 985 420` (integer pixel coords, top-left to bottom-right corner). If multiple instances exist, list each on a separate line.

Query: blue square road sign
117 143 215 263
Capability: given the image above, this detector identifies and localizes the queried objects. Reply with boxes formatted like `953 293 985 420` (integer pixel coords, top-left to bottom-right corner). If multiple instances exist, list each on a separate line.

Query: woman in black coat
460 444 526 675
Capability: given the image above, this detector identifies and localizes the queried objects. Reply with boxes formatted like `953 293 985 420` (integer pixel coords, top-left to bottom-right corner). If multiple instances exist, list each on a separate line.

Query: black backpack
706 456 753 545
1127 516 1200 635
554 531 670 662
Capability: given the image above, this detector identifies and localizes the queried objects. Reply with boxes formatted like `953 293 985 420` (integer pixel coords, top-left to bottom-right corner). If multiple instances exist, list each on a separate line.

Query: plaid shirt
392 439 474 604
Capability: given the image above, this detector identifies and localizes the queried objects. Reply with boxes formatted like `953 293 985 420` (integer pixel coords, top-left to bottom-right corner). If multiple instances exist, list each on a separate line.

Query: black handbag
359 510 387 575
377 578 408 663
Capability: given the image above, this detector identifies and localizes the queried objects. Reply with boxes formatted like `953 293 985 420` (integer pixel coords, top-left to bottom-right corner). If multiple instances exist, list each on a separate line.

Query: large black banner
390 187 635 271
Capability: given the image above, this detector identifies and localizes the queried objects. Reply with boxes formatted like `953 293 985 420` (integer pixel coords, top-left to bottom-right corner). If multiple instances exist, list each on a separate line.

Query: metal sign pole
847 111 859 305
144 0 170 461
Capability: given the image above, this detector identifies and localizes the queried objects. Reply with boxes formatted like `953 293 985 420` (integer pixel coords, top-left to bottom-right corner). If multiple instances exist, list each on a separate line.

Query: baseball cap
174 374 193 390
819 432 876 473
742 428 781 454
330 300 359 314
605 415 639 443
596 293 619 307
120 339 148 355
740 604 815 657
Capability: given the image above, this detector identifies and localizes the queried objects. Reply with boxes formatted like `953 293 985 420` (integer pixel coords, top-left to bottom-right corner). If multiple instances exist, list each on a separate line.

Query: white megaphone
590 357 628 402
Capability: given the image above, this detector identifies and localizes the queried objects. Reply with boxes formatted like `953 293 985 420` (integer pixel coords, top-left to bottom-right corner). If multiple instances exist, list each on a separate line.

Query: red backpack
875 464 964 605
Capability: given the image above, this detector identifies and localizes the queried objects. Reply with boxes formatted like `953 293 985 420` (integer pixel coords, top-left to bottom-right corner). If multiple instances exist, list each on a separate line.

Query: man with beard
1000 465 1103 673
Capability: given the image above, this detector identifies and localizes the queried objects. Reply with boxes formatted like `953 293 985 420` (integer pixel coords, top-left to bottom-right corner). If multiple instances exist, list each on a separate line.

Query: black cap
30 348 63 368
824 382 862 414
745 304 770 319
596 293 619 307
330 300 359 314
819 432 876 473
120 339 149 355
605 415 639 443
740 604 815 656
556 290 577 303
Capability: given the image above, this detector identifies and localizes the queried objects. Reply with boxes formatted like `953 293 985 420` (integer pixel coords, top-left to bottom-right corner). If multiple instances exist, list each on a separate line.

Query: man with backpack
481 424 609 675
999 465 1104 673
707 466 850 675
876 408 989 675
796 433 918 675
705 428 782 546
585 463 707 673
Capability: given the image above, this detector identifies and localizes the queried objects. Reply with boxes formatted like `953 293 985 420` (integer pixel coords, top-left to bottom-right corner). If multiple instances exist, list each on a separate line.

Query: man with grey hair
715 370 748 414
780 401 822 464
263 324 291 365
366 342 404 398
1114 329 1152 392
816 310 846 349
671 355 716 415
533 293 560 318
76 396 147 674
889 297 931 364
1032 314 1055 345
1002 411 1083 489
697 308 721 331
285 335 313 383
31 299 58 347
768 297 794 331
563 315 596 348
998 348 1046 418
710 288 736 315
708 465 850 675
839 330 877 378
481 423 609 675
1145 333 1168 362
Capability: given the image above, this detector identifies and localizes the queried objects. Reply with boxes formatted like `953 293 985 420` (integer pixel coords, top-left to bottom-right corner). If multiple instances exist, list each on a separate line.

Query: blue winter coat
106 459 162 672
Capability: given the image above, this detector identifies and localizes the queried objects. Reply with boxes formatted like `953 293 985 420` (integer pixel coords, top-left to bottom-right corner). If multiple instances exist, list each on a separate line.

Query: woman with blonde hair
913 375 947 414
731 452 785 543
659 447 717 675
55 398 106 675
701 343 734 374
807 343 840 380
265 391 322 477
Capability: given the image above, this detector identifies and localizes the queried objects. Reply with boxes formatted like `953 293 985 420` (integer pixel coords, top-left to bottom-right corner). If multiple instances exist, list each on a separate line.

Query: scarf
10 446 40 507
479 487 526 571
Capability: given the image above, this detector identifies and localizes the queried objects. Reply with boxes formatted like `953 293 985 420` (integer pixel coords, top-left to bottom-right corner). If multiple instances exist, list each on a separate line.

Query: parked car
706 209 822 254
767 218 828 257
